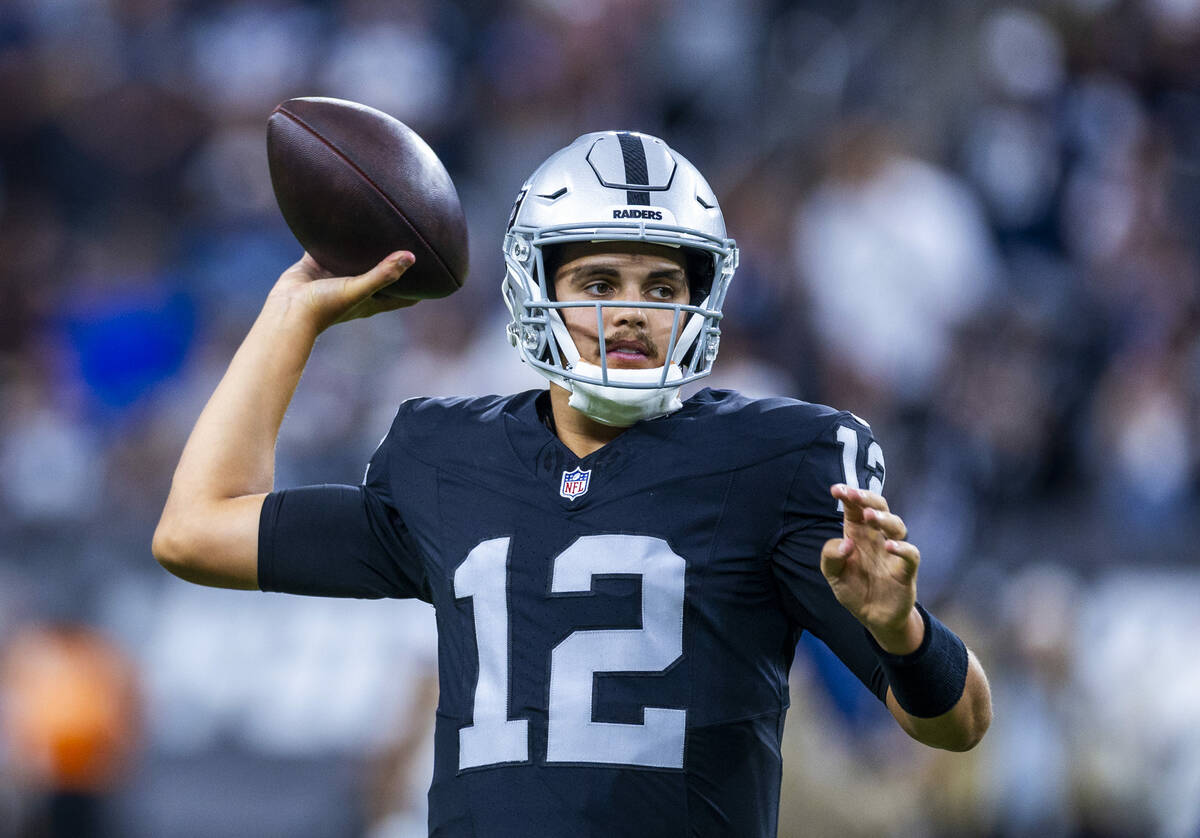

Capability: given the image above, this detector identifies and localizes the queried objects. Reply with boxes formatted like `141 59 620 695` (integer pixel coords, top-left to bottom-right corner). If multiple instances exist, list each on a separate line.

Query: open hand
269 251 421 334
821 485 923 655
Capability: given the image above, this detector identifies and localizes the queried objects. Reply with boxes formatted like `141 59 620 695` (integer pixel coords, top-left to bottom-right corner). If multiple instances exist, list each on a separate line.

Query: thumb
350 251 415 298
820 537 853 582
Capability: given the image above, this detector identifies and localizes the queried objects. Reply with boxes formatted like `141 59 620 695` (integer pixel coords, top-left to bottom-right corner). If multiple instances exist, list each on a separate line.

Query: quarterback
153 131 991 837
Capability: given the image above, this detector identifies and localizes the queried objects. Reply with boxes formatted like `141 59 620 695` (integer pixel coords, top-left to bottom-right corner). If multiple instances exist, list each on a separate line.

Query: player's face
552 242 690 370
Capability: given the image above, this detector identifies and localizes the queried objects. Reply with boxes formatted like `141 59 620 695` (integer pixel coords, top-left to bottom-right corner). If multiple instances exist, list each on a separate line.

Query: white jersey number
453 537 529 768
453 534 686 771
835 424 884 511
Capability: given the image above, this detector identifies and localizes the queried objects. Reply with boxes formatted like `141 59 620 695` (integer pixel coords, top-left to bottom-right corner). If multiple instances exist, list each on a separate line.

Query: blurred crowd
0 0 1198 835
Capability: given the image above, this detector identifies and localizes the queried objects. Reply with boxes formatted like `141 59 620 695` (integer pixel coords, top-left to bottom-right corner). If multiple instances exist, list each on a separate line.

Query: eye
584 280 614 296
648 284 683 301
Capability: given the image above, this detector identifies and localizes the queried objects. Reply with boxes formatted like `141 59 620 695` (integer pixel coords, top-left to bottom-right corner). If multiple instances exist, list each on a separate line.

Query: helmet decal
585 132 678 204
505 187 528 233
618 132 649 204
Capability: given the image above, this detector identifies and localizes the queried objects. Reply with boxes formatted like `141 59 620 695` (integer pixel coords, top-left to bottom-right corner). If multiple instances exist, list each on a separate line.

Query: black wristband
867 603 968 718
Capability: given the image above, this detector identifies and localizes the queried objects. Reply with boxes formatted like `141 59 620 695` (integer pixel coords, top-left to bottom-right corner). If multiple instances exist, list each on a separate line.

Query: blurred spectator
792 125 999 411
0 369 104 528
986 565 1082 837
1089 347 1193 523
0 623 140 838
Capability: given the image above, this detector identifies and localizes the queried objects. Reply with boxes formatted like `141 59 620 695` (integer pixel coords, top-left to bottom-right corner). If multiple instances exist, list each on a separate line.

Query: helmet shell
511 132 728 242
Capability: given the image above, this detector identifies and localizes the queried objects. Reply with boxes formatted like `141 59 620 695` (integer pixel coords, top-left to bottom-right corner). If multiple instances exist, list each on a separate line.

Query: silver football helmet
502 131 739 426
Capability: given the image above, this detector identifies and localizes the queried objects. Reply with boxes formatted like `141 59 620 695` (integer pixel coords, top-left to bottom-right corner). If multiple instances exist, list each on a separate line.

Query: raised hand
269 251 421 334
821 484 924 655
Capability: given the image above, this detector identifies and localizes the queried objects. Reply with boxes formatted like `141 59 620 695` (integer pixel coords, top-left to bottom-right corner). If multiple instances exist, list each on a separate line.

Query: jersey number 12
836 424 885 511
453 534 687 771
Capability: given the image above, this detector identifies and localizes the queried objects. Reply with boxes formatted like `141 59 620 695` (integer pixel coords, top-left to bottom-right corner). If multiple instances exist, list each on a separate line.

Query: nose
610 300 647 329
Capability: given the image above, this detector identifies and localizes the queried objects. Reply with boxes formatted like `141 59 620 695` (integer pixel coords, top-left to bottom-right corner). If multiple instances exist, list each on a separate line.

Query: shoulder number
835 424 885 512
454 535 686 771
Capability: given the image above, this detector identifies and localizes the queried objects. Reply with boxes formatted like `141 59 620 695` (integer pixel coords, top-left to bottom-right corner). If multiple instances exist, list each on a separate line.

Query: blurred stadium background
1 0 1198 835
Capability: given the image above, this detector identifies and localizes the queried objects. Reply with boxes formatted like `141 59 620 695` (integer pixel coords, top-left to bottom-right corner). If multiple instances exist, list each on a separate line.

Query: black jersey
258 388 890 838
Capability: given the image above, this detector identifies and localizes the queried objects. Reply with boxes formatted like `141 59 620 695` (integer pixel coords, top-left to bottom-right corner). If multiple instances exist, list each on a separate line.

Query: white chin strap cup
565 361 684 427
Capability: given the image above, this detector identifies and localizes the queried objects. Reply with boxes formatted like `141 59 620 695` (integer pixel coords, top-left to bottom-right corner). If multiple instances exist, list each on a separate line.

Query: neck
548 384 625 458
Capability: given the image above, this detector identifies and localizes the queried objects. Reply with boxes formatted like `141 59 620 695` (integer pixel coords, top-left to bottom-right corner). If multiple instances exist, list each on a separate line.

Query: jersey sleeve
257 426 432 602
769 413 889 702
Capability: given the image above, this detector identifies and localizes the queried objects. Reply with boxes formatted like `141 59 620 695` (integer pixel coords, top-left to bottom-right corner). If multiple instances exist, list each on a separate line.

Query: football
267 97 468 299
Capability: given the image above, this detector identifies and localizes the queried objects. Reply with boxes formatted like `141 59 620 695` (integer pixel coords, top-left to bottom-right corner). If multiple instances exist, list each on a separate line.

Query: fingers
822 535 920 587
280 252 334 283
351 251 415 298
333 286 421 325
831 484 901 539
831 483 911 541
831 484 889 513
299 252 334 278
884 538 921 578
862 507 907 540
371 295 421 311
820 537 853 581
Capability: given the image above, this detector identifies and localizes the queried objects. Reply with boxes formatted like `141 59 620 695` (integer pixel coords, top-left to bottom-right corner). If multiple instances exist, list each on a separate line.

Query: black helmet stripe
617 132 651 206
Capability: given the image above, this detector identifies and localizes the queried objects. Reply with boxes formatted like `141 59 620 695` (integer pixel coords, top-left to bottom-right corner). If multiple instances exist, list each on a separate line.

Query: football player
154 131 991 837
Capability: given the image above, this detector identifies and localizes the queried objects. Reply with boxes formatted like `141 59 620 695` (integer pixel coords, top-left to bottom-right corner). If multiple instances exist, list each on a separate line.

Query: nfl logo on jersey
559 467 591 500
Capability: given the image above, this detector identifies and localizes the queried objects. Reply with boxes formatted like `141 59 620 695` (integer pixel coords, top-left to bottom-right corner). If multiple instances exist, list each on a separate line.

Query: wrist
867 606 924 656
866 603 969 718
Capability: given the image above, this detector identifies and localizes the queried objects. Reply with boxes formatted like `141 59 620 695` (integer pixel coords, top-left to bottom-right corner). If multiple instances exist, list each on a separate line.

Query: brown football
267 97 468 299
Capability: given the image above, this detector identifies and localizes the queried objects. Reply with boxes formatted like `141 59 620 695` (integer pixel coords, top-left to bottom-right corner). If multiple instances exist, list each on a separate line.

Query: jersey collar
501 388 701 507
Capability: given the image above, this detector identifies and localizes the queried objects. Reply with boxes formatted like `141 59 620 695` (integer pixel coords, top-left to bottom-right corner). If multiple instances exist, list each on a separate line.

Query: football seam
275 106 463 287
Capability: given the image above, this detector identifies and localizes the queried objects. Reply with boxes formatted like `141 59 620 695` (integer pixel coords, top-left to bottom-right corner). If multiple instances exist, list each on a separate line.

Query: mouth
604 338 653 363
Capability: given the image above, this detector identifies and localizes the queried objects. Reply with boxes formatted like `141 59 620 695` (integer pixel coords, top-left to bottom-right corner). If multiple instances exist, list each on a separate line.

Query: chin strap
565 361 684 427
